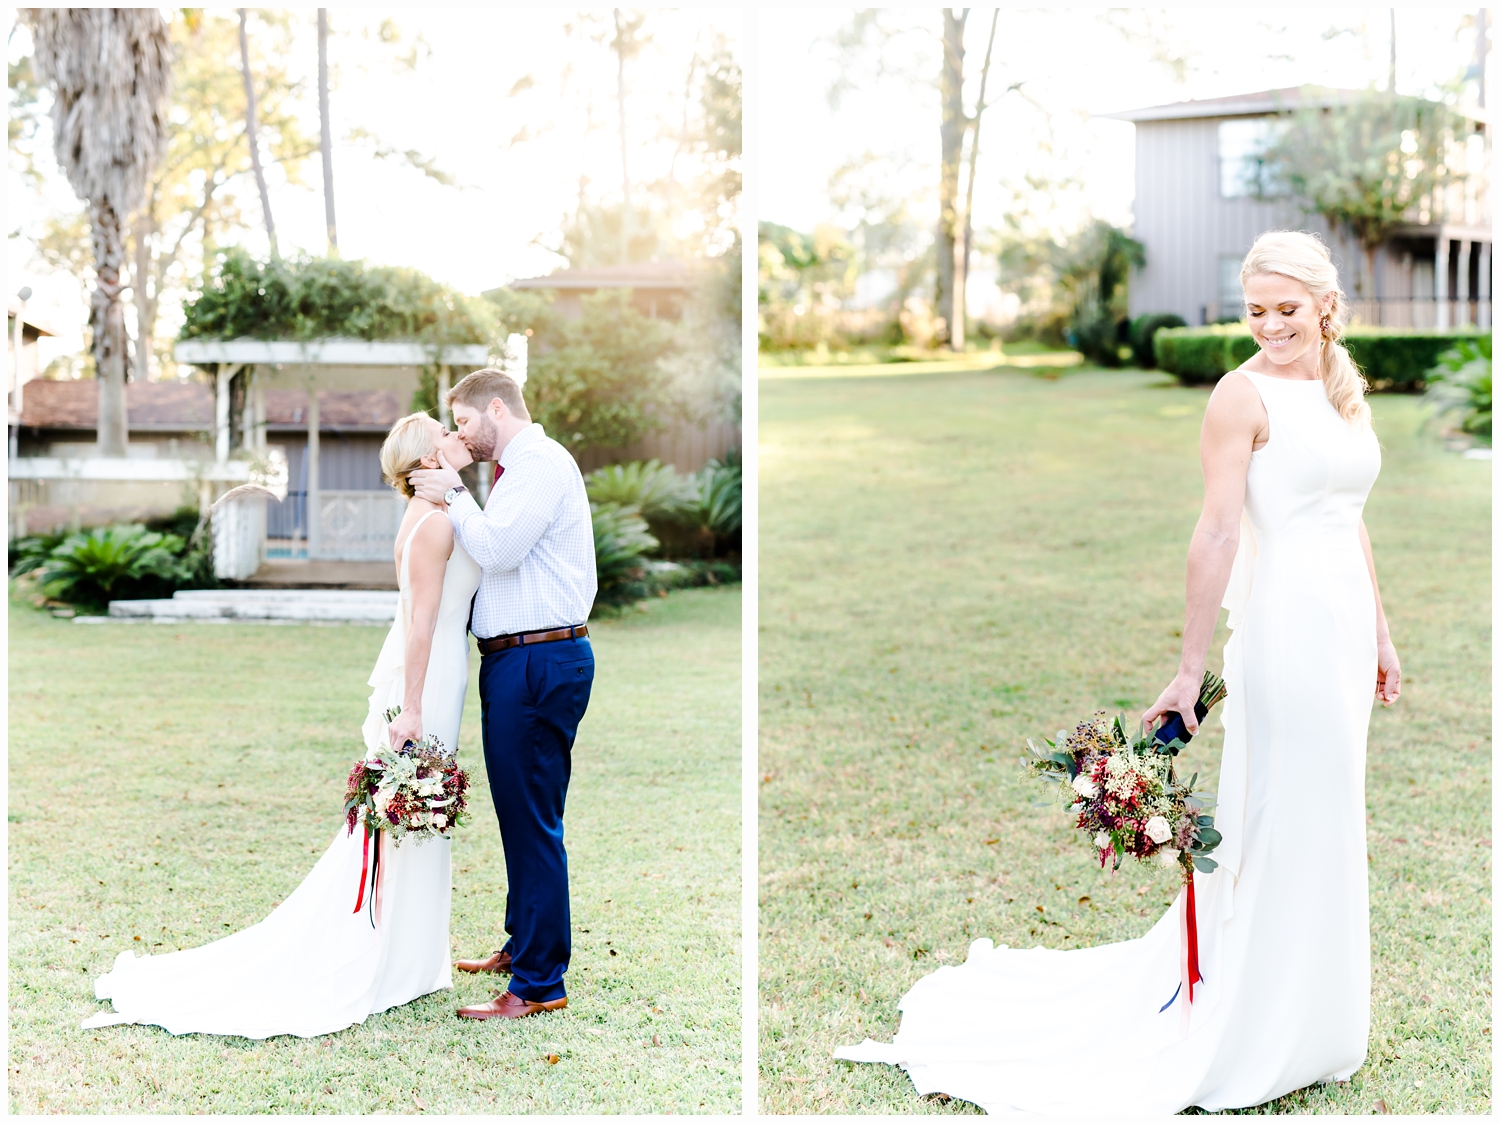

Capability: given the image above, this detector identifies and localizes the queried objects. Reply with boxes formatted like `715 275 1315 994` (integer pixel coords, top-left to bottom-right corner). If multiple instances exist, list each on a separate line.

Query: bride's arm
389 516 455 750
1143 374 1264 733
1360 520 1401 705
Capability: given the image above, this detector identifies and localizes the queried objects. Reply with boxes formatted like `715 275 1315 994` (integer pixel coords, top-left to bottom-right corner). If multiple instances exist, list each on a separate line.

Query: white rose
432 813 448 828
373 788 395 815
1145 815 1173 844
1156 848 1180 869
1072 776 1099 799
1094 831 1113 849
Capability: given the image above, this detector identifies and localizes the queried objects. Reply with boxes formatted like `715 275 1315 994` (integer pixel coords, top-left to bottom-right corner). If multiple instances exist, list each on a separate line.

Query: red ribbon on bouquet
1184 874 1202 998
352 827 382 927
1160 873 1204 1022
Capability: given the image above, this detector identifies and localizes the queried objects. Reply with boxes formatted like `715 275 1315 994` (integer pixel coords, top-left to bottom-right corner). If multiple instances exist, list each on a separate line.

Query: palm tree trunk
238 9 279 260
318 9 337 255
133 204 154 383
935 9 968 349
91 200 129 456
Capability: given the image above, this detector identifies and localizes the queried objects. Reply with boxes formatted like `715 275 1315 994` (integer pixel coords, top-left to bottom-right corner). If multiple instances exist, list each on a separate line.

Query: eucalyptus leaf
1192 855 1219 873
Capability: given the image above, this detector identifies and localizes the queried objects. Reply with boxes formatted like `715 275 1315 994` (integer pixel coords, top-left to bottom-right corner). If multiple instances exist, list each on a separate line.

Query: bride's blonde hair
380 412 438 498
1240 230 1371 427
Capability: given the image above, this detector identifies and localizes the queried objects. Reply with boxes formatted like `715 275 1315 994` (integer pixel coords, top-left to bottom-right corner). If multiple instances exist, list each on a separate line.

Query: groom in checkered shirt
410 367 596 1022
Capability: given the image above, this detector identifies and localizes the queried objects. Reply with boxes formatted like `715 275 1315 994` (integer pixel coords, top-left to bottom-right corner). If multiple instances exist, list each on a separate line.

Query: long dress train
836 370 1382 1114
82 509 482 1039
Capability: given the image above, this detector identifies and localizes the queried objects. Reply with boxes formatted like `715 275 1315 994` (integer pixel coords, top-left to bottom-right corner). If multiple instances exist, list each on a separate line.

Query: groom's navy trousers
478 634 594 1002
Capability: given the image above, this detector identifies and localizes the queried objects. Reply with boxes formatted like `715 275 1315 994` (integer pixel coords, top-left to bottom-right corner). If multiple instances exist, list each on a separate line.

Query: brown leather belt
477 624 588 656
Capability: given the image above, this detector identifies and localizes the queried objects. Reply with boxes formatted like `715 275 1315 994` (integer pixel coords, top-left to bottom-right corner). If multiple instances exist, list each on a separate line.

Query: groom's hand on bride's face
409 453 463 504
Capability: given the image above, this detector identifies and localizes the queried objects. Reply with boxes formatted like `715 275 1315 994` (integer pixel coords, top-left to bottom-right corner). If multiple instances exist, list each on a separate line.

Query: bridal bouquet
1021 671 1228 883
344 707 471 847
1021 672 1229 1017
343 708 471 920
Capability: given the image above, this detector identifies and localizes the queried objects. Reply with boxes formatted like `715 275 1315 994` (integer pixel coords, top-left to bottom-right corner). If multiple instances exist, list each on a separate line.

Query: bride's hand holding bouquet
389 709 424 751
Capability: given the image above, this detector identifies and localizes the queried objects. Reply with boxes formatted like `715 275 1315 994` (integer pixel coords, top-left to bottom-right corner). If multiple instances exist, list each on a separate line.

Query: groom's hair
447 368 530 422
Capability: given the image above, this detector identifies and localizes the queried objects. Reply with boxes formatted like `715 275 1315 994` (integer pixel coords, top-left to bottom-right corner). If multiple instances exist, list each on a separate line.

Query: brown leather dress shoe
456 990 567 1021
454 950 512 974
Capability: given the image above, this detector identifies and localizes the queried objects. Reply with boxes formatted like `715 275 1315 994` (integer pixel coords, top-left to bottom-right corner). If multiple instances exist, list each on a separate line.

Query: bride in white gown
83 413 482 1039
837 232 1403 1114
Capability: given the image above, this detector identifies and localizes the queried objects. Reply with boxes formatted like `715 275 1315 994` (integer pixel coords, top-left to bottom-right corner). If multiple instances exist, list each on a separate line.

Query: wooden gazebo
174 336 521 577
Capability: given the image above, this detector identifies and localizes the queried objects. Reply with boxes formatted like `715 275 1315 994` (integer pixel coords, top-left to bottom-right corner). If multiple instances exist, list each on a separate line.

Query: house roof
1103 87 1489 125
21 381 212 430
264 389 404 431
507 260 695 292
19 380 405 433
7 303 58 337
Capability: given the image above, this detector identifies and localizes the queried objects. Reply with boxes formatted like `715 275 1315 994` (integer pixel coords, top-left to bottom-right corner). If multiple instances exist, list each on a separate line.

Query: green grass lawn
758 365 1491 1115
8 586 741 1114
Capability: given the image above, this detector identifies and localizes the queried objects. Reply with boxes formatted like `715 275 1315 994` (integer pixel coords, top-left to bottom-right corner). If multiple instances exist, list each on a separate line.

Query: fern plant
38 525 191 611
584 460 696 525
693 457 742 539
1424 338 1492 443
590 502 660 608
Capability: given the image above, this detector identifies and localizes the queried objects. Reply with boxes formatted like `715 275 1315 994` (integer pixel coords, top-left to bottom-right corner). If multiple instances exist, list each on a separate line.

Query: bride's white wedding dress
837 371 1382 1114
83 510 481 1039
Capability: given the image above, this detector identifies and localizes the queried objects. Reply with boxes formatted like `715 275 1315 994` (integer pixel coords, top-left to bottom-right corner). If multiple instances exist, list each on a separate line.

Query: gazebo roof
173 337 489 366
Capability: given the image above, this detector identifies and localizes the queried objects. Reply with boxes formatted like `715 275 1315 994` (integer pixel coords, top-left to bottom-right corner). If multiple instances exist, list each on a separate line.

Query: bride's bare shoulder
410 509 454 557
399 507 454 575
1204 369 1265 422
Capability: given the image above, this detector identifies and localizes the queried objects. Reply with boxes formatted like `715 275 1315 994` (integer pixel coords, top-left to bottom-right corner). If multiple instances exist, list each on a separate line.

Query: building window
1219 255 1245 318
1218 119 1282 199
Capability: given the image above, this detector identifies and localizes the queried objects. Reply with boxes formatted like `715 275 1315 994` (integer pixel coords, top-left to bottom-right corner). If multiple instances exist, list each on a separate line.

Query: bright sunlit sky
757 7 1487 234
7 6 739 362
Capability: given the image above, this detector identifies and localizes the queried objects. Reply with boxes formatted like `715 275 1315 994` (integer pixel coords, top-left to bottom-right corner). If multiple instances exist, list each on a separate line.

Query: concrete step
171 589 395 604
110 588 398 623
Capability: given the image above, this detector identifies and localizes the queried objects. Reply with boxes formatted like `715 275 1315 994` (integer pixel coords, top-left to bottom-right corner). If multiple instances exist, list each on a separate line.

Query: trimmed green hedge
1154 324 1493 392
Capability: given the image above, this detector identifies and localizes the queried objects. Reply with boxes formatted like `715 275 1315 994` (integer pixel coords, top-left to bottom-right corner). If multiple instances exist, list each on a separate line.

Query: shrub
1128 312 1187 369
1153 324 1259 384
591 502 659 610
1154 325 1493 390
37 525 193 612
1423 339 1492 442
584 460 696 526
9 531 68 577
693 457 742 542
180 249 493 346
490 288 678 452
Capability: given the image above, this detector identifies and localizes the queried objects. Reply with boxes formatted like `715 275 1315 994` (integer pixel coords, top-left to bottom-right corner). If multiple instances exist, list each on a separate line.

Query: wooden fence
574 419 742 475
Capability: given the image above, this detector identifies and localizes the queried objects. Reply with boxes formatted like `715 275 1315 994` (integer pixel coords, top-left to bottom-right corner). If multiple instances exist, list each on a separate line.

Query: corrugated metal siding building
1106 88 1491 328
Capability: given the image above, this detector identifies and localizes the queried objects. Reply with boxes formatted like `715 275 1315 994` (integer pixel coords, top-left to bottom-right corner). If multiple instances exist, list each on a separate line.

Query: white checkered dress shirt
445 423 597 639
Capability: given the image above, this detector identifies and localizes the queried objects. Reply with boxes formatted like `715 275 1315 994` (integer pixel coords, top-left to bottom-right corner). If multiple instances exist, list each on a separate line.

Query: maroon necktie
492 463 504 486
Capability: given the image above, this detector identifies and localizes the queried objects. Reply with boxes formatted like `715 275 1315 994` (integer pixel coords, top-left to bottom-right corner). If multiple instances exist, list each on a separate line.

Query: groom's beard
464 416 499 464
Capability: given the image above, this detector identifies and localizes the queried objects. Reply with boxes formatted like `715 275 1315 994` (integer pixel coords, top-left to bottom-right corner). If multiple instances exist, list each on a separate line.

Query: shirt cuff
447 489 483 527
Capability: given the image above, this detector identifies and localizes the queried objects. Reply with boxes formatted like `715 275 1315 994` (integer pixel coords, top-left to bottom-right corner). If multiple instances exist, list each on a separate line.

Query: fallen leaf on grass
545 1053 559 1064
1373 1099 1389 1114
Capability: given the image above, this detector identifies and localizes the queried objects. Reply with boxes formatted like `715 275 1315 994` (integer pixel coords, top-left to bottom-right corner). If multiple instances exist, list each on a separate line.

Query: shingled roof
20 380 212 430
19 380 405 433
